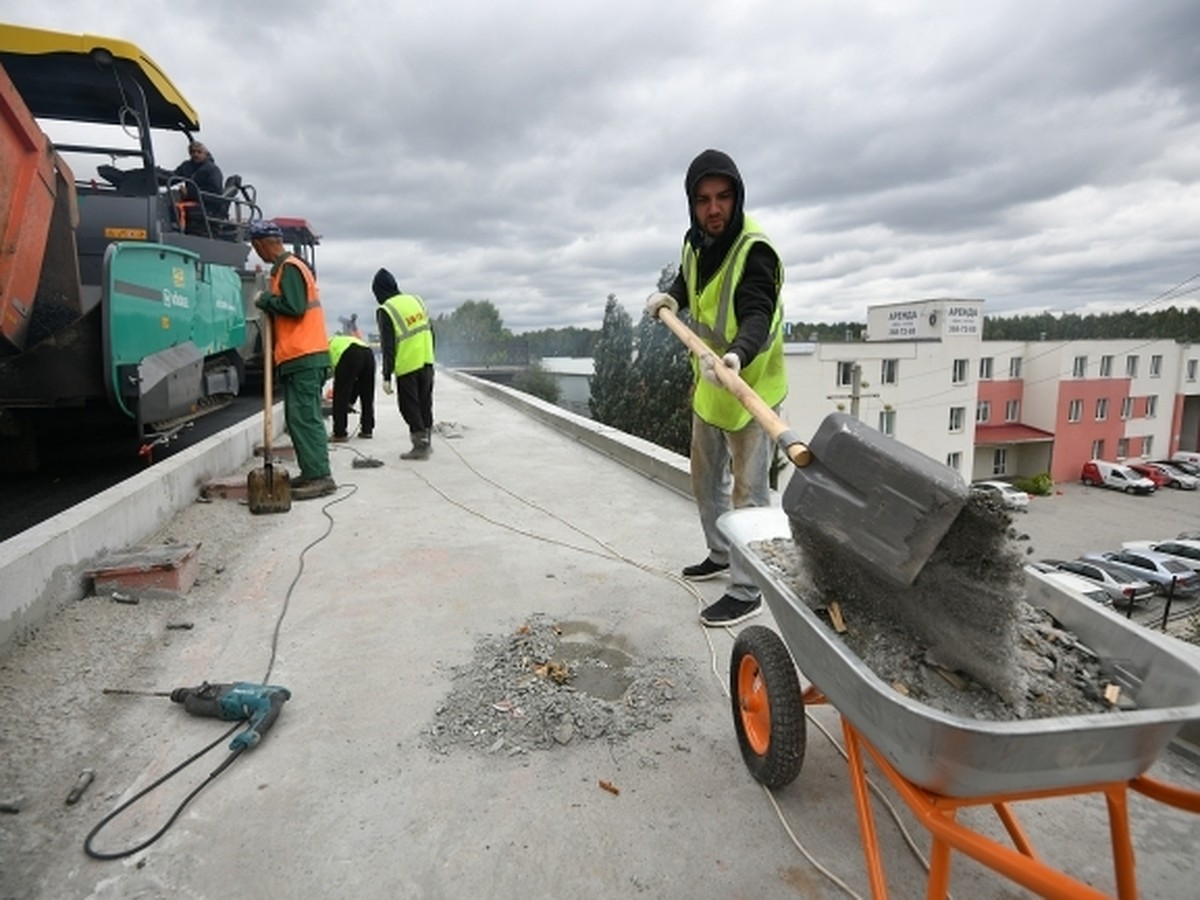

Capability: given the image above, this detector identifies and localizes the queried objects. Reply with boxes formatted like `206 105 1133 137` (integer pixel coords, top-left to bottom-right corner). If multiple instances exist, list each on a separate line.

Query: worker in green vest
328 333 376 442
372 268 436 460
646 149 786 627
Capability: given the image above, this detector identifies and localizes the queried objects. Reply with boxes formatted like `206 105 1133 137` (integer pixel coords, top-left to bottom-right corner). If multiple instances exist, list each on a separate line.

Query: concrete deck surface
2 371 1199 899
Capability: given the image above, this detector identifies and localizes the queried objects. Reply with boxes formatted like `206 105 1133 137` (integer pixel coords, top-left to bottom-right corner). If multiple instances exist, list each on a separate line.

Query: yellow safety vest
329 334 369 369
380 293 435 376
682 215 786 430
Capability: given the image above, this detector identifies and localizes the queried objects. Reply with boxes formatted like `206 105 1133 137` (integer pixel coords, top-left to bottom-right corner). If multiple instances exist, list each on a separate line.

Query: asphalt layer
2 372 1199 899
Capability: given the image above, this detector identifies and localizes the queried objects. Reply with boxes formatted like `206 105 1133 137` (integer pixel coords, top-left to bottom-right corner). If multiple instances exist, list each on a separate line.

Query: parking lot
1014 477 1200 637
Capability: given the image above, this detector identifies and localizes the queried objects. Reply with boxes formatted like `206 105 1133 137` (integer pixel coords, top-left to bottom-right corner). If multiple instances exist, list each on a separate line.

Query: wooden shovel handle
657 306 812 468
261 315 273 458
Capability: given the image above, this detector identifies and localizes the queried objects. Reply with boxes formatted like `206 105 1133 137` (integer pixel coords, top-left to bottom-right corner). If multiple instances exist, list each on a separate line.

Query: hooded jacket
667 149 781 369
373 268 435 378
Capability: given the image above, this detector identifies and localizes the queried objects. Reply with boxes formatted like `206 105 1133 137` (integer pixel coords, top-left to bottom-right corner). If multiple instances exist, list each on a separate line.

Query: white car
1121 539 1200 572
970 480 1031 511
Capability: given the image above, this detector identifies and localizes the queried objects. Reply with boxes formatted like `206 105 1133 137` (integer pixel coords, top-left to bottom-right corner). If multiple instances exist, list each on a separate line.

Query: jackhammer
104 680 291 750
170 681 292 750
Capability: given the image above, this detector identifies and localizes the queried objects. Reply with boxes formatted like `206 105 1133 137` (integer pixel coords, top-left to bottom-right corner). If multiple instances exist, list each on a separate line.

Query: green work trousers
282 366 331 480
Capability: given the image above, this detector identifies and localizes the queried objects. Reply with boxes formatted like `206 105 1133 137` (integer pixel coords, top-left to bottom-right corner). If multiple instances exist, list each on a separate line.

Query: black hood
684 148 745 250
372 268 399 304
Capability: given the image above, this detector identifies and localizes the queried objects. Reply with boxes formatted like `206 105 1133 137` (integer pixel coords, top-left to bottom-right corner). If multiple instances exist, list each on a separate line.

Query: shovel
656 307 967 584
247 315 292 514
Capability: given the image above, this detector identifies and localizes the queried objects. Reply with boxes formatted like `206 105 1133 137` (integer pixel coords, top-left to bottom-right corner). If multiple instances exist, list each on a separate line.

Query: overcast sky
5 1 1199 335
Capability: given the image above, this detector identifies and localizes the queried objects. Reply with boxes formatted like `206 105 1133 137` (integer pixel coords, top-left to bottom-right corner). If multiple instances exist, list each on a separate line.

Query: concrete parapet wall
0 409 269 655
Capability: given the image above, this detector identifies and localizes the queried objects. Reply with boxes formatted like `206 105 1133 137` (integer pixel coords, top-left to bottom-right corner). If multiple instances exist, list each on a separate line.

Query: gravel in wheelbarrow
720 506 1200 798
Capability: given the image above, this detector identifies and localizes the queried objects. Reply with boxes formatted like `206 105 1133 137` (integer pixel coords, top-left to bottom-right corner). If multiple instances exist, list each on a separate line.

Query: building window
976 401 991 424
881 358 898 385
1117 437 1129 458
946 451 962 471
992 448 1008 476
952 359 968 385
878 409 895 435
1091 439 1105 459
836 361 854 387
1121 396 1133 419
1009 357 1022 378
1126 355 1139 377
949 406 965 432
1189 359 1198 382
1146 395 1157 418
979 357 993 380
1143 435 1154 457
1068 399 1083 422
1150 355 1162 377
1095 398 1108 421
1100 355 1114 377
1005 399 1019 422
1073 355 1087 378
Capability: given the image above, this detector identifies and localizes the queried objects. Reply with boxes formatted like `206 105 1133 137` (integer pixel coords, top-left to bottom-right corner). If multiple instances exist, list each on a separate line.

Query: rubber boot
400 430 431 460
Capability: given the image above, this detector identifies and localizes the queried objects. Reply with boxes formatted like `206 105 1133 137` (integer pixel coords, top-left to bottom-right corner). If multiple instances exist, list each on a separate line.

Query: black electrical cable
83 722 243 860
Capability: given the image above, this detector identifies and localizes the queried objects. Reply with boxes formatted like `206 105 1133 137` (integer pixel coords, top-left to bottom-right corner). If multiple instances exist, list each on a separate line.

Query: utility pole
827 362 880 420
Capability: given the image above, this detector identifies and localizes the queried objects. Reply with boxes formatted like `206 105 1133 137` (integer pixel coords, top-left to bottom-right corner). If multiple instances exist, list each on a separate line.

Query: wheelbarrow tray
721 508 1200 798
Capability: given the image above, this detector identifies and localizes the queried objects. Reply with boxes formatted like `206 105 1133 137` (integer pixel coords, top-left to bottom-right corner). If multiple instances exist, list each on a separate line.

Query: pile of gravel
425 615 695 756
758 494 1120 721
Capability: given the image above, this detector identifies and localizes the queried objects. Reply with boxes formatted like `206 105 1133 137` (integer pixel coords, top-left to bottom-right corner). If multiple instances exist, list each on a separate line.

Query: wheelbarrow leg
843 717 890 899
1104 785 1138 900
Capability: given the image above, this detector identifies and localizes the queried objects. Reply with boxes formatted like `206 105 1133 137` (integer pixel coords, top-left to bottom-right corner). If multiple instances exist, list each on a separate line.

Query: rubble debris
424 614 695 756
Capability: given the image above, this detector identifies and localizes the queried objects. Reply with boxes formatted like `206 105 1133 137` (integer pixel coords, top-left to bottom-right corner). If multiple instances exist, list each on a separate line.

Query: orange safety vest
268 256 328 364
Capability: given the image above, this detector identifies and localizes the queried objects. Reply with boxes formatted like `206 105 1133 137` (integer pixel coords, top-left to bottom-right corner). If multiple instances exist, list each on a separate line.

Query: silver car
1040 558 1157 605
1122 539 1200 572
1081 549 1200 597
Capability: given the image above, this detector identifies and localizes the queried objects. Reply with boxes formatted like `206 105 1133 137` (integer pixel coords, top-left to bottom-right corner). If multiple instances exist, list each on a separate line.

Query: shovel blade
247 464 292 514
783 412 967 584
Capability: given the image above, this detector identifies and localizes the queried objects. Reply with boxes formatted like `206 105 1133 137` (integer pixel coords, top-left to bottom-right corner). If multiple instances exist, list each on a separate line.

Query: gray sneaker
699 594 762 627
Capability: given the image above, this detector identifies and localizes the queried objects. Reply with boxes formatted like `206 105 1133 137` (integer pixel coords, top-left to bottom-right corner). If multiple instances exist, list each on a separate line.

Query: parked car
970 480 1031 511
1126 463 1171 490
1160 457 1200 476
1130 462 1198 490
1080 459 1156 494
1080 549 1200 597
1039 558 1157 605
1170 450 1200 468
1024 564 1112 607
1121 539 1200 571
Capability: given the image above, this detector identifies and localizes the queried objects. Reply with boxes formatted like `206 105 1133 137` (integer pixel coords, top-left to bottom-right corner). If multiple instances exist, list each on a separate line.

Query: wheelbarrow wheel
730 625 805 788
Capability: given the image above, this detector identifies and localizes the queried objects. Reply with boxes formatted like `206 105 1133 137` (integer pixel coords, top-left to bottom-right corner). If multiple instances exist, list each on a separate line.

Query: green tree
434 300 517 365
589 295 635 425
590 292 692 456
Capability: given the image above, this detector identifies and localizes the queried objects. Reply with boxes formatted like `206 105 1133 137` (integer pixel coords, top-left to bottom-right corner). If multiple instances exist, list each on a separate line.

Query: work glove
700 352 741 386
644 292 678 319
254 292 271 312
382 379 394 395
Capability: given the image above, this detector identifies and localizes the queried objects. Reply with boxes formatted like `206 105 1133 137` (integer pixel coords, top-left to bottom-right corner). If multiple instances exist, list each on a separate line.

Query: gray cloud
6 0 1199 334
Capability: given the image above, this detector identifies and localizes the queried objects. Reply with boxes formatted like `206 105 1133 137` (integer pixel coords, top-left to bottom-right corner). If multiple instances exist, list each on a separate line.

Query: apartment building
779 298 1200 487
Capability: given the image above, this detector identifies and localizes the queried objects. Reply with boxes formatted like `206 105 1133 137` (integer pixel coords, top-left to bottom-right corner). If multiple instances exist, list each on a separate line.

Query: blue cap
248 219 283 240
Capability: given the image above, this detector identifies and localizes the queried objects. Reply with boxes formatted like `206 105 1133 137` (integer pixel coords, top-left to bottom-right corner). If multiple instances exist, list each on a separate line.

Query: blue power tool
170 681 291 750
